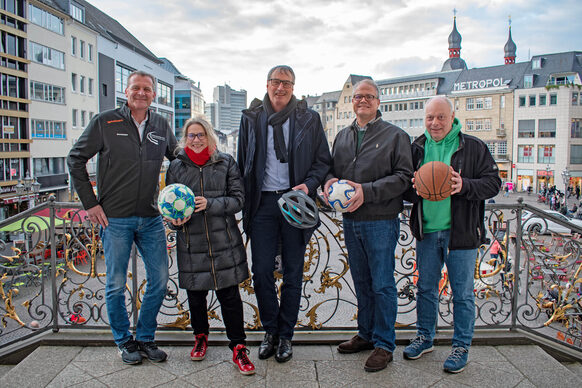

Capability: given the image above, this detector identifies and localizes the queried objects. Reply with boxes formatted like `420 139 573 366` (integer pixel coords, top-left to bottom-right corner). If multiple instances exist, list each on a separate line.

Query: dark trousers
187 285 246 350
250 192 306 340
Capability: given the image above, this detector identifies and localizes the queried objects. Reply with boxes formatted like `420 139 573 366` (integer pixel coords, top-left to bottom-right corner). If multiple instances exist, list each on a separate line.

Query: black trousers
187 285 246 350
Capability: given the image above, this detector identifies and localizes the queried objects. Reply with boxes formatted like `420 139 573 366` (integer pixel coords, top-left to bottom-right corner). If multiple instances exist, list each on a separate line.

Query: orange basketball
415 161 453 201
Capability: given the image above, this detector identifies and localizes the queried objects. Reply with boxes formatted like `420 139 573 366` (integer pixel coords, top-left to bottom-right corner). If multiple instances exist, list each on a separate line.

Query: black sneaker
118 339 143 365
137 340 168 362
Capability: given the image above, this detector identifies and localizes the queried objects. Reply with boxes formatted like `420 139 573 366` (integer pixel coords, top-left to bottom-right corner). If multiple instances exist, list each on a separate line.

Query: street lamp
15 173 41 212
561 167 571 212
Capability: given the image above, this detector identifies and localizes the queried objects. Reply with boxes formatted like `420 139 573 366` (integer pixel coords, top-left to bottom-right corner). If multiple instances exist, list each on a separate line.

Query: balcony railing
0 198 581 358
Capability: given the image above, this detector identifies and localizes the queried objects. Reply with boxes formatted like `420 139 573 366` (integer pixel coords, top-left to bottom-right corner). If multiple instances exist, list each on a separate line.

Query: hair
178 116 219 160
127 70 156 88
267 65 295 83
352 79 379 97
425 96 454 114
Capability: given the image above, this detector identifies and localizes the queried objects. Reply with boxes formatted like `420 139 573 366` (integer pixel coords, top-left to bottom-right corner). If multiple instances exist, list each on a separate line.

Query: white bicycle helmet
277 190 319 229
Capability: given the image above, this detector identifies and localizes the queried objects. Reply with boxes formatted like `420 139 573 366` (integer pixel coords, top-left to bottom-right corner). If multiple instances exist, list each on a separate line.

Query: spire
504 16 516 65
442 10 467 71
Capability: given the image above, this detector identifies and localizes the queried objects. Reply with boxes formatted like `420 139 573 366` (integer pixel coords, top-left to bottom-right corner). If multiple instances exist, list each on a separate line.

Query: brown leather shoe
337 335 375 354
364 348 393 372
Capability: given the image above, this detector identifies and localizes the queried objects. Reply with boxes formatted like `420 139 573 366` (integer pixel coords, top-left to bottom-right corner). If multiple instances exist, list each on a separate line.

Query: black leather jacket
404 132 502 249
326 112 413 220
68 104 177 217
166 150 249 291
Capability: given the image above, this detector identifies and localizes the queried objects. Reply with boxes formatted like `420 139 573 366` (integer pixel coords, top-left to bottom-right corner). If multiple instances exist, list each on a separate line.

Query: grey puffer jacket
166 149 249 291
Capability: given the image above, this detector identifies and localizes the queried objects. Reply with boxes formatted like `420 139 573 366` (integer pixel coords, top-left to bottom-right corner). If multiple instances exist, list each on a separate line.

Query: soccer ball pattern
327 180 355 213
158 183 195 220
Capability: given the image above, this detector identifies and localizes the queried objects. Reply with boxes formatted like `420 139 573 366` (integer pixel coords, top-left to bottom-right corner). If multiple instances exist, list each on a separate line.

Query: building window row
517 145 555 163
30 80 65 104
379 82 436 96
71 73 94 95
466 97 492 111
519 93 557 107
31 119 66 139
70 2 85 23
71 35 93 62
1 30 25 58
33 157 65 177
72 109 91 128
28 3 64 35
0 158 22 182
466 118 492 132
29 41 65 69
517 119 556 138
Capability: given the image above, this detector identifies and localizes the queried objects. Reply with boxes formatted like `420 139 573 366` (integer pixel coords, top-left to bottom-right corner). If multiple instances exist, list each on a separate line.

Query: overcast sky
94 0 582 104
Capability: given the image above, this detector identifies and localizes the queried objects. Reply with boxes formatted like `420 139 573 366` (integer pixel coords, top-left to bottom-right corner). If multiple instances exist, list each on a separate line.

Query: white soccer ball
327 180 355 213
158 183 195 220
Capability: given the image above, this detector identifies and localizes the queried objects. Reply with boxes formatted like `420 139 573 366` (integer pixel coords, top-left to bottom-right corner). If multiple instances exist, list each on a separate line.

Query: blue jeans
250 192 307 340
415 230 476 349
343 217 399 352
102 216 169 345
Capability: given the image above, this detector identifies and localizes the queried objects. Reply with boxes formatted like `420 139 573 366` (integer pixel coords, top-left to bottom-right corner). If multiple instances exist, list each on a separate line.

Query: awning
0 216 64 232
34 208 87 222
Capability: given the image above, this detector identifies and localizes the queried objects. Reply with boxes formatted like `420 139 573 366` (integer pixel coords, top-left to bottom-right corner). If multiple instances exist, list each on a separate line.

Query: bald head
424 96 455 142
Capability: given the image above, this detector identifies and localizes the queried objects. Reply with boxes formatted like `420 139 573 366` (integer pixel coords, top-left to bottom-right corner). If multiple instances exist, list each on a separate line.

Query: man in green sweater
403 96 501 373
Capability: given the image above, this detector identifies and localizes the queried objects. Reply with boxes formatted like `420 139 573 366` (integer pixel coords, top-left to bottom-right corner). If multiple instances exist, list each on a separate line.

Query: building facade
27 0 99 204
0 0 29 218
206 84 246 134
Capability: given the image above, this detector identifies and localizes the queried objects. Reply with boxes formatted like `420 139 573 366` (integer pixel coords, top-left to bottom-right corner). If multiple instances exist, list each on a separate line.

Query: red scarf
185 146 211 165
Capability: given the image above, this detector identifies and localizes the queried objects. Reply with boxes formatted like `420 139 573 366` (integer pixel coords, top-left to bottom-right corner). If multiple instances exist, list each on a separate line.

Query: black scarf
263 94 297 163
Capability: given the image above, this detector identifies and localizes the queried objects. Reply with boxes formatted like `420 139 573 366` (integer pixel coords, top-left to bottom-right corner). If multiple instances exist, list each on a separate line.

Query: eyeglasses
353 94 378 102
269 78 294 89
187 133 206 140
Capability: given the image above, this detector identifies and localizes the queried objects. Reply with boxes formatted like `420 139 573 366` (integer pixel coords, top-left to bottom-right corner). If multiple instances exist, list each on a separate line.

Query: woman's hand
194 196 207 212
166 215 191 226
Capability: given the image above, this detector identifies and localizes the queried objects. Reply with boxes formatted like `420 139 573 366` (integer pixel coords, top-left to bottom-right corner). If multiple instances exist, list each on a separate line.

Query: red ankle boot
232 344 255 375
190 333 208 361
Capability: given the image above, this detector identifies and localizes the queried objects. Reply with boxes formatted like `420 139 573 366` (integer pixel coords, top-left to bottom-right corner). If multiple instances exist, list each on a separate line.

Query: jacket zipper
200 166 218 289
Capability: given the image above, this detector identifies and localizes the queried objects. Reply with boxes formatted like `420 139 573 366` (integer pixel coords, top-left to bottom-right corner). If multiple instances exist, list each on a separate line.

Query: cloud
92 0 582 104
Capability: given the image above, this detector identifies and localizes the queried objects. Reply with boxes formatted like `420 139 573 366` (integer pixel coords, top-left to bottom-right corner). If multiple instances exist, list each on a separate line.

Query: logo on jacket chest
147 132 165 145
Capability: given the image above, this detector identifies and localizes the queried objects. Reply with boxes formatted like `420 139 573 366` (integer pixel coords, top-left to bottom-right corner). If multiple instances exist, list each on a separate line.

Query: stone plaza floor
1 342 581 388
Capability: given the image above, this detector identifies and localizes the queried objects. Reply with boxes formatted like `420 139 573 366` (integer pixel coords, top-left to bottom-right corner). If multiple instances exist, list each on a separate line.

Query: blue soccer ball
157 183 195 220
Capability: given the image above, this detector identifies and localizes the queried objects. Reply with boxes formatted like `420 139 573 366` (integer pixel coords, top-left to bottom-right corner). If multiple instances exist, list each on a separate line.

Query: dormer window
524 74 534 88
70 2 84 23
532 58 542 69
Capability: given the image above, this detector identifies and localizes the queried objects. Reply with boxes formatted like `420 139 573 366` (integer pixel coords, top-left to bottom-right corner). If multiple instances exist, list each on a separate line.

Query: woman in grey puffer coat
165 116 254 375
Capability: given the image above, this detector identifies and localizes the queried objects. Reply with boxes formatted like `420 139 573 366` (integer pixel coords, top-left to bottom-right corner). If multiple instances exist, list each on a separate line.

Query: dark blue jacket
237 98 331 242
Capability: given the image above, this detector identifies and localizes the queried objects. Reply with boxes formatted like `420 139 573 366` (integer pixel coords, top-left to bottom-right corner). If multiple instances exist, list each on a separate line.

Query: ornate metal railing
0 198 581 356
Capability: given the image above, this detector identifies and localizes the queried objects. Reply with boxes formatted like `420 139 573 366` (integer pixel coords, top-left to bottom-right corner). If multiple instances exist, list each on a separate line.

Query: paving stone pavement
1 344 580 387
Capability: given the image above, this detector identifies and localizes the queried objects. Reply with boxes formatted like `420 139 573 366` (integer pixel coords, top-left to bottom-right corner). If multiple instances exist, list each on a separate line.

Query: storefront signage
453 78 505 91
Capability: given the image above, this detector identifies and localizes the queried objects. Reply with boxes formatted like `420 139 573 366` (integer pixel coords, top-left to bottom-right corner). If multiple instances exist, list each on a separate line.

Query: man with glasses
68 70 177 365
238 65 331 363
323 78 413 372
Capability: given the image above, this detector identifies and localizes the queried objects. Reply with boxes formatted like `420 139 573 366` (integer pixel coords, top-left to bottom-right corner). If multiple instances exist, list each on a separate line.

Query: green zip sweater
422 118 461 233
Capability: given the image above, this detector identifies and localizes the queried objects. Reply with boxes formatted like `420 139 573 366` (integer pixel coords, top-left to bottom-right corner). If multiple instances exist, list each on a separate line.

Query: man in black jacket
237 65 331 363
402 96 500 373
68 71 177 365
323 79 413 372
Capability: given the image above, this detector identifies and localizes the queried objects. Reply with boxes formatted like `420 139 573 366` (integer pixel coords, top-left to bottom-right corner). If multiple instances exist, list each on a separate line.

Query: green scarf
421 118 461 233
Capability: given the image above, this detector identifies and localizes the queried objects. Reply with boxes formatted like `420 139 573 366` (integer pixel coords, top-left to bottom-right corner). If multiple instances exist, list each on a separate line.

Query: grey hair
127 70 156 87
352 79 379 97
178 115 219 161
267 65 295 83
425 96 454 114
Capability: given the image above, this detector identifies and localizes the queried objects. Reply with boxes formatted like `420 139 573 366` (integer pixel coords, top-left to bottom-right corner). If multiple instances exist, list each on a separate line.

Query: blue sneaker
118 339 143 365
403 335 434 360
443 347 469 373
